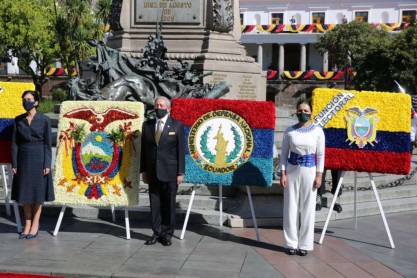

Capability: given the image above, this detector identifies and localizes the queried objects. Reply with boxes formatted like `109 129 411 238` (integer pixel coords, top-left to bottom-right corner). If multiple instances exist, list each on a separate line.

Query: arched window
295 13 301 24
254 14 261 25
336 13 344 24
381 11 389 23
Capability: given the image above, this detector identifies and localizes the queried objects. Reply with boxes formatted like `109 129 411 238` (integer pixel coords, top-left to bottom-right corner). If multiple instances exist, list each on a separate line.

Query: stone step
239 197 417 227
2 183 416 227
0 202 228 226
226 193 417 228
137 194 239 210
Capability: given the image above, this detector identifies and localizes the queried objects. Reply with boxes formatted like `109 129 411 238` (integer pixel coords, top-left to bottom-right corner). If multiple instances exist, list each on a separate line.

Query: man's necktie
155 120 163 145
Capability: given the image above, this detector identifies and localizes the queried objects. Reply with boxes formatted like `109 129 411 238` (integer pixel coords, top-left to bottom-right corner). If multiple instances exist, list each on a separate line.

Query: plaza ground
0 209 416 277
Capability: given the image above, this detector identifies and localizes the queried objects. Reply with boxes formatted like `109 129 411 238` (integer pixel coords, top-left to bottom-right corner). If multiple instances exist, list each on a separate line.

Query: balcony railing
242 23 411 34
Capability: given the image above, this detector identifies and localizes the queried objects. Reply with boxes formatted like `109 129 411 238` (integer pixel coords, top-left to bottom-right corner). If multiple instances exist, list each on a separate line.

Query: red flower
171 99 275 129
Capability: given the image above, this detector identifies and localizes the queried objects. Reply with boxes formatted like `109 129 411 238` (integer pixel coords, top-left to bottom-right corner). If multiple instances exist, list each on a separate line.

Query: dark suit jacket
11 112 52 169
140 116 185 183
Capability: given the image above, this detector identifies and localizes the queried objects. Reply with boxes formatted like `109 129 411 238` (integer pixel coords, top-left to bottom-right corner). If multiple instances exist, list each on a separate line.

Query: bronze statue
69 22 229 117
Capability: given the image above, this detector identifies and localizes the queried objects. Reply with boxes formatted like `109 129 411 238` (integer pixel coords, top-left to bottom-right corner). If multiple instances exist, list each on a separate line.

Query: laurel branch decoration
72 123 86 143
226 126 242 163
109 126 124 144
200 126 216 163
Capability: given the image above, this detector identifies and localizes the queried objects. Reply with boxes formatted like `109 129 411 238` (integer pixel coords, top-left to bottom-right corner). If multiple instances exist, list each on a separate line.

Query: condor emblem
345 106 379 148
188 110 254 174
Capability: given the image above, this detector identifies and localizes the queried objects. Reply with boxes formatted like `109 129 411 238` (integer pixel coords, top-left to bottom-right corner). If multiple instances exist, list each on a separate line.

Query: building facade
240 0 417 79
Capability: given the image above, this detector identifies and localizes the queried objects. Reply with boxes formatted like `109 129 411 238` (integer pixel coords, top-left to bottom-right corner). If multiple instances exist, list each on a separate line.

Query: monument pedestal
107 0 265 100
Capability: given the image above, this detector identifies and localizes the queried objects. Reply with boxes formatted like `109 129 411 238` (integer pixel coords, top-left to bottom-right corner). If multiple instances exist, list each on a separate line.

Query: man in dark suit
140 96 185 246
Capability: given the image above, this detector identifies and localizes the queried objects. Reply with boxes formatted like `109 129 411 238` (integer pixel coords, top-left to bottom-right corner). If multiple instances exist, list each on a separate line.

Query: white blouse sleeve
280 129 290 171
316 128 325 172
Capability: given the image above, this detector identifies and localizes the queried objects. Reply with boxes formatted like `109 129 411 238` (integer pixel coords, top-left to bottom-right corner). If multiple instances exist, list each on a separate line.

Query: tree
0 0 60 96
350 28 394 92
315 21 390 90
53 0 107 76
389 23 417 93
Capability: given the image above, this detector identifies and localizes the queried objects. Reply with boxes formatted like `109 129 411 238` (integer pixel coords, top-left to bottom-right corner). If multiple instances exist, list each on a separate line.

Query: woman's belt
288 152 316 167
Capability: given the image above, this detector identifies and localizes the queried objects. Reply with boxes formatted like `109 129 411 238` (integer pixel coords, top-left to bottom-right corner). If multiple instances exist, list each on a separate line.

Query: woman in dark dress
11 90 55 239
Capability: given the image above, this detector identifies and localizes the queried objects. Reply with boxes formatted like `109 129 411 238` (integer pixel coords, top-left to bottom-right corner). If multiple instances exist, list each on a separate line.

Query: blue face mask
297 112 311 123
23 100 36 111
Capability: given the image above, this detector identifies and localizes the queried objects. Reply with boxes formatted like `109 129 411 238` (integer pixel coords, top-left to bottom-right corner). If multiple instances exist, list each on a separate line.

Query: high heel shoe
26 231 38 239
19 233 27 239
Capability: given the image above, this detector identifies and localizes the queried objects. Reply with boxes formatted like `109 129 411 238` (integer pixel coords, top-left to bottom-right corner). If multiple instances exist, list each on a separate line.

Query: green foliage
72 124 87 143
0 0 60 97
51 88 68 102
200 127 215 163
316 21 417 92
54 0 109 74
109 127 125 144
37 99 60 114
226 126 242 163
389 23 417 93
316 21 385 70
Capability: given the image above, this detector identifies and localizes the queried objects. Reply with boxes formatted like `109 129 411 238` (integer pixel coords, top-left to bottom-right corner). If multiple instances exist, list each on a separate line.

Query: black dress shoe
333 203 343 213
161 237 172 246
145 237 159 245
299 249 308 256
287 248 296 255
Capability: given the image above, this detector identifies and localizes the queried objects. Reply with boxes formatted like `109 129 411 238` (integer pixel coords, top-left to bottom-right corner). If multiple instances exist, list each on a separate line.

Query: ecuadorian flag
312 88 411 175
171 98 275 186
0 82 34 163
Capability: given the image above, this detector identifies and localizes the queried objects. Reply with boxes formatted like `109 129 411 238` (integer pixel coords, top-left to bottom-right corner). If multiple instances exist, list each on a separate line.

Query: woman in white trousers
280 100 325 256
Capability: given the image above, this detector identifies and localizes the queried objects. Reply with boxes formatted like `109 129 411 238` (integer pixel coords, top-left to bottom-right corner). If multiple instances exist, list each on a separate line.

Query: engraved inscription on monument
135 0 201 24
237 75 257 100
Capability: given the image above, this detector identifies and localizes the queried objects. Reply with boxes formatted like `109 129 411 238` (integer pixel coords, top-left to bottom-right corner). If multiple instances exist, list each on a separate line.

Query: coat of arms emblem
188 110 254 174
345 106 379 148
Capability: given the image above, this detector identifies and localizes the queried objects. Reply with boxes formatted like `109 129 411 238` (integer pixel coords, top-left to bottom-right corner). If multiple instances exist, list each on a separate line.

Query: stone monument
107 0 266 100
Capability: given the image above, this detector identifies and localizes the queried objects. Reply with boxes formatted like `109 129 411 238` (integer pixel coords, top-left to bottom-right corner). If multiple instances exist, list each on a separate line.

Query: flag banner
313 88 411 174
53 101 143 206
0 82 34 163
171 98 275 186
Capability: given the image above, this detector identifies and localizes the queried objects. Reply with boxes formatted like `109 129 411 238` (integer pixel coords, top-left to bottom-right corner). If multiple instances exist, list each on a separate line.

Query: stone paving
0 210 416 277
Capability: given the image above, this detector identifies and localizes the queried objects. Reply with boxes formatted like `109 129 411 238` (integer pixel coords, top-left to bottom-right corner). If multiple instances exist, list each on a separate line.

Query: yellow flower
53 101 145 207
313 88 410 132
0 82 34 118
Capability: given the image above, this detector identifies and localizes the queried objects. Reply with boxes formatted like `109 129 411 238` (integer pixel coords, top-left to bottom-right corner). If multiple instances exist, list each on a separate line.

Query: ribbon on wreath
120 122 139 152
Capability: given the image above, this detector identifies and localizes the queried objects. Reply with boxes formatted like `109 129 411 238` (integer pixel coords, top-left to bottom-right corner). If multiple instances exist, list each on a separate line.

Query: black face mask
297 112 311 123
23 100 36 111
155 108 168 119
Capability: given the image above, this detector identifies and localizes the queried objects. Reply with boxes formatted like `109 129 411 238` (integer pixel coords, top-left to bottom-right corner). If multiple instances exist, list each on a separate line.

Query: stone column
278 44 285 77
257 44 263 70
323 51 329 72
300 44 306 71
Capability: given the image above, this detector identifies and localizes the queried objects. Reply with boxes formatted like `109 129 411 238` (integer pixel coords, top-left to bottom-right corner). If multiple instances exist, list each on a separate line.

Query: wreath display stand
180 184 260 241
1 164 22 232
1 164 11 216
53 205 131 239
318 171 395 248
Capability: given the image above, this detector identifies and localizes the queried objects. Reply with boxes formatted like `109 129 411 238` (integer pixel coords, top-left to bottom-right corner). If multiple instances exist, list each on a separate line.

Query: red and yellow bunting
316 24 336 33
45 67 77 77
283 71 304 79
241 22 410 33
